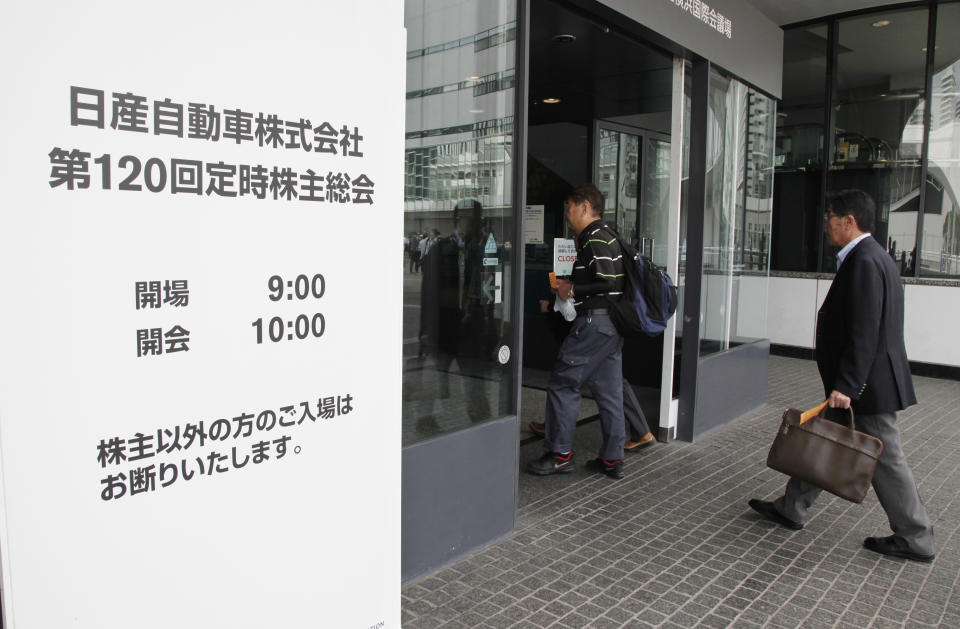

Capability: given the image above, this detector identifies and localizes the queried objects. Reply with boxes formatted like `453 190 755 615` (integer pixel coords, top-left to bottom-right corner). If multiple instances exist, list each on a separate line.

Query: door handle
640 237 655 259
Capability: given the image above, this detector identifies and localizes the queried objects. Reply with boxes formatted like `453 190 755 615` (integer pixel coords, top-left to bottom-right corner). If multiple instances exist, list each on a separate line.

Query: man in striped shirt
527 185 628 479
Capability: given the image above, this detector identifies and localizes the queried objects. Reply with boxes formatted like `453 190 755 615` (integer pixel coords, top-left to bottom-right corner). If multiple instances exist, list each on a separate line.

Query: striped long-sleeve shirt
571 220 626 314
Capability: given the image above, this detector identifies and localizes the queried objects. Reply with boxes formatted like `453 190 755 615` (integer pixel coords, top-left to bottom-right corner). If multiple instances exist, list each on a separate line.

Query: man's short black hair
828 189 876 233
568 184 605 217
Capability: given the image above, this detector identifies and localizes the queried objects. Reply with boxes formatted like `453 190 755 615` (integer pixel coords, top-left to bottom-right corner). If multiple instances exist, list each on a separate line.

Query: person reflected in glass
416 202 494 434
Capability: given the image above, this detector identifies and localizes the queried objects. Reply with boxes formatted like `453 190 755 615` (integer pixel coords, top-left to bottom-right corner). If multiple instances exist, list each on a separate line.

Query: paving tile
403 357 960 629
554 612 592 629
869 617 905 629
907 609 944 626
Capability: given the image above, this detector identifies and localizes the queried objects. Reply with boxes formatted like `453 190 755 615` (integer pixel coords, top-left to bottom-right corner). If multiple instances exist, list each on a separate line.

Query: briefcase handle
800 400 857 430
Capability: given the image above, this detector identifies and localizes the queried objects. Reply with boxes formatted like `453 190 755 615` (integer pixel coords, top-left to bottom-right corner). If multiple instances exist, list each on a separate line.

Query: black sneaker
527 451 574 475
586 458 624 479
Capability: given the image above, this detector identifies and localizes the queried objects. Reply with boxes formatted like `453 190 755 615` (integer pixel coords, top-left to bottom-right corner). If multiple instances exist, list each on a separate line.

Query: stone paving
401 355 960 628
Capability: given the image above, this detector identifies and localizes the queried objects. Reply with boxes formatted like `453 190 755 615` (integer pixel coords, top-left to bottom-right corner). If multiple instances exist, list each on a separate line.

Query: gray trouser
774 411 934 555
544 313 626 461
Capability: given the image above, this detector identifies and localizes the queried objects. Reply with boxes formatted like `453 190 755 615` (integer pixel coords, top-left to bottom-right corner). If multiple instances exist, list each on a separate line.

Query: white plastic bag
553 295 577 322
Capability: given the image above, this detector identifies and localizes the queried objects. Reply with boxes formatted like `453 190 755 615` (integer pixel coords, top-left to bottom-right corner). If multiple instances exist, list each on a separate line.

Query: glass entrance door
640 136 672 266
593 122 672 433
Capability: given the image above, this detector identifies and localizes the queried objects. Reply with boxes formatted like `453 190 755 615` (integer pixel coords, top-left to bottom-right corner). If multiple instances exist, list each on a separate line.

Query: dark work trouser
773 411 934 555
623 379 651 440
544 313 626 461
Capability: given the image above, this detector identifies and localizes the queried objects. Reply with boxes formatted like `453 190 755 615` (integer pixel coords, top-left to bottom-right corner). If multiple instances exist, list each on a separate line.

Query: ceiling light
552 34 576 43
467 76 482 82
542 98 561 104
880 93 887 97
469 109 484 114
872 20 890 28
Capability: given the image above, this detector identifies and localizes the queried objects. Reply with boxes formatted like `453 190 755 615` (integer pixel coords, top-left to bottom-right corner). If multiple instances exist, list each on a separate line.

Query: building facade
768 1 960 373
401 0 784 584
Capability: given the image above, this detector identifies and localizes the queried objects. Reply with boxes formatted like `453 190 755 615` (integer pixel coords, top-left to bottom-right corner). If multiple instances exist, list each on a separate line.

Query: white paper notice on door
554 238 577 276
524 205 544 245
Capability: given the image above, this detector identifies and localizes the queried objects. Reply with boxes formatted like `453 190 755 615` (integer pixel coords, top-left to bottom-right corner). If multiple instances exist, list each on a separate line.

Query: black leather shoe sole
748 499 803 530
863 536 934 563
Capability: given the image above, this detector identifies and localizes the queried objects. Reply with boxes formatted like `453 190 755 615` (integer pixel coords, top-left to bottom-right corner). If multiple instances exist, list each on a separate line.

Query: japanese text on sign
97 392 355 501
70 87 365 154
666 0 732 38
135 279 191 357
48 87 377 204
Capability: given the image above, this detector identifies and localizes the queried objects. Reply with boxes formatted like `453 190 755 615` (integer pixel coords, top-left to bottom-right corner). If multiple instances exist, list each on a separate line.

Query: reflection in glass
597 128 643 247
641 137 671 266
700 69 774 357
745 92 776 274
619 134 640 239
674 63 691 398
828 7 928 274
403 0 516 445
772 25 827 272
596 129 622 229
916 3 960 277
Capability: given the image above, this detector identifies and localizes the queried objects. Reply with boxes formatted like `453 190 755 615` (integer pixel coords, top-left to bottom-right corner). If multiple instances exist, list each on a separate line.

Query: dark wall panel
692 341 770 440
402 416 518 585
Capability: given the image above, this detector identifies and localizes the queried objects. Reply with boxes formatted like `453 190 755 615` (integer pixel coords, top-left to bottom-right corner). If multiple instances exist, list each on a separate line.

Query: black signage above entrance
592 0 783 98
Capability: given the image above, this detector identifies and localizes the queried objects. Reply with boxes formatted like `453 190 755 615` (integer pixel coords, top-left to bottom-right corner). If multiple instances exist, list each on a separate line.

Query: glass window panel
772 25 828 272
920 2 960 277
828 7 928 274
700 69 746 356
700 69 774 357
742 89 775 342
673 62 691 397
402 0 517 446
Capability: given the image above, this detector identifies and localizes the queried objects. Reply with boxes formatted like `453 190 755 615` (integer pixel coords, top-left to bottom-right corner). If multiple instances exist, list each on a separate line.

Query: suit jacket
815 235 917 414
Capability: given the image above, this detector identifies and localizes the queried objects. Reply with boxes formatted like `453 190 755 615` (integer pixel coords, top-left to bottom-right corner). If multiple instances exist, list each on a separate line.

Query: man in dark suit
750 189 934 562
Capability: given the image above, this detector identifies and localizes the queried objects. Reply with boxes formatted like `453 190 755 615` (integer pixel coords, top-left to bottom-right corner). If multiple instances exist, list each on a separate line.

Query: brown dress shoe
529 421 545 435
624 432 655 450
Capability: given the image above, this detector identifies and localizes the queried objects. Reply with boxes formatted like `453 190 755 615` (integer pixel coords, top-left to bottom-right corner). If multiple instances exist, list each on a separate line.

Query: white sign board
554 238 578 276
0 2 403 628
524 205 545 245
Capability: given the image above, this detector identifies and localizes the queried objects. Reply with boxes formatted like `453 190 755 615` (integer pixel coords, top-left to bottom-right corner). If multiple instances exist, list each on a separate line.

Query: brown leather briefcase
766 401 884 504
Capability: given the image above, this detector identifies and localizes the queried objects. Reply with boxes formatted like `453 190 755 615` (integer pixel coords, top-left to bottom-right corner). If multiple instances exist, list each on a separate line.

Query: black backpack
609 234 678 337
